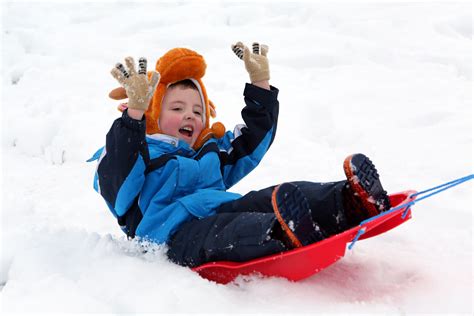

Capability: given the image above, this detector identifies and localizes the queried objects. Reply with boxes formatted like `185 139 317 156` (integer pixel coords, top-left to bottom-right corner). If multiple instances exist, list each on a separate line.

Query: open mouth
179 126 194 138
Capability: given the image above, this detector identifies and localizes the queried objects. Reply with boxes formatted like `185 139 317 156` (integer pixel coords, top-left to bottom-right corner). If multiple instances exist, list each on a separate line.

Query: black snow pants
167 181 350 267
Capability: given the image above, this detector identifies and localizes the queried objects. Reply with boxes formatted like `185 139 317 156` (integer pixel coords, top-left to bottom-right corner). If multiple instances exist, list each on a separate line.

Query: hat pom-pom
211 122 225 138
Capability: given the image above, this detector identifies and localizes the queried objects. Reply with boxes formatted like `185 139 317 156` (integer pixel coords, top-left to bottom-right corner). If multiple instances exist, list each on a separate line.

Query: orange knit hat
110 48 225 150
147 48 225 149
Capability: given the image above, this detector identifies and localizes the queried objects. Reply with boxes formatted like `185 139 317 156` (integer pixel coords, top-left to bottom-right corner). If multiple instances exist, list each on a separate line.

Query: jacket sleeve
217 83 279 189
90 110 149 218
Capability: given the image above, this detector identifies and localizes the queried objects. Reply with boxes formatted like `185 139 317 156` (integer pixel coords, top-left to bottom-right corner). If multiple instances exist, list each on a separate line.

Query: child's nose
184 111 194 120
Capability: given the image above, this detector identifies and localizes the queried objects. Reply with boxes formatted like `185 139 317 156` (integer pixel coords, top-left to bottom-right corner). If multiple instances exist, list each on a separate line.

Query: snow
288 220 295 232
1 1 472 314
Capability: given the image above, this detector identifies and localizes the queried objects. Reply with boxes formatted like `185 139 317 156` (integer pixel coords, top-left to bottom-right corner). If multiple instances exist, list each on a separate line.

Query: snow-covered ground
1 1 472 314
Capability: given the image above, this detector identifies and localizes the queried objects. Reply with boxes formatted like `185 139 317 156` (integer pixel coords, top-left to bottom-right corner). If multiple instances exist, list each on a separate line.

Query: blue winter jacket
89 84 279 244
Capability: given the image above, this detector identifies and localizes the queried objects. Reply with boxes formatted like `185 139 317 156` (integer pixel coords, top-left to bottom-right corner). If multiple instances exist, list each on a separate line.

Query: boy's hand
110 57 160 111
231 42 270 83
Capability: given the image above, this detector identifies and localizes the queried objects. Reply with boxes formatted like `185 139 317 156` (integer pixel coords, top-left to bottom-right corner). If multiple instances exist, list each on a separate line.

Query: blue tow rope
348 173 474 250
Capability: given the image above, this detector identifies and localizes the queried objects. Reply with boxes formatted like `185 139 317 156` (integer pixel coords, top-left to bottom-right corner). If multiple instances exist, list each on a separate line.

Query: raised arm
218 42 279 188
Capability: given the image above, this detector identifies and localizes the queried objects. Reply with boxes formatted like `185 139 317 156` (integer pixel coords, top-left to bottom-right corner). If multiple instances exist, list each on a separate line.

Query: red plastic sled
193 190 417 284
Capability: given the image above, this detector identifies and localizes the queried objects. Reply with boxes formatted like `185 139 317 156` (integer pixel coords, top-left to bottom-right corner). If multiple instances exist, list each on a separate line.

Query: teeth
182 126 193 132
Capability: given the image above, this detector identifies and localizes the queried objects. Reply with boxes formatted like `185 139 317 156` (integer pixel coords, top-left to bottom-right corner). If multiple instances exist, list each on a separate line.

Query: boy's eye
194 111 202 116
172 108 182 111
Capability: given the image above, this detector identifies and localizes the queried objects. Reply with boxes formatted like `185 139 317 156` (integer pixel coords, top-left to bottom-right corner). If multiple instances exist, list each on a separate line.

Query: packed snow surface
1 1 472 314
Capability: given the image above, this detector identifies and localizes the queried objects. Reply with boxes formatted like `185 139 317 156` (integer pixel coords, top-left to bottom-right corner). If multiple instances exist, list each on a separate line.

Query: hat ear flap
192 122 226 150
209 100 217 118
109 87 127 100
145 83 167 135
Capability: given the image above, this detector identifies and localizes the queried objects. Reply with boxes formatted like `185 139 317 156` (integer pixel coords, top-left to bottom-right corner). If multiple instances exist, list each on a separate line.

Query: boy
89 42 391 267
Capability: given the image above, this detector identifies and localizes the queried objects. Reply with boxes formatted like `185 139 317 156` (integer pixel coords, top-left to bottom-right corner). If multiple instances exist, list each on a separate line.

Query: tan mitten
231 42 270 83
110 57 160 111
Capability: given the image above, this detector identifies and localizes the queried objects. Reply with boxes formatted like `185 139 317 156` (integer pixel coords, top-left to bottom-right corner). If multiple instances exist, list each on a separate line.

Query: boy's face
159 86 204 147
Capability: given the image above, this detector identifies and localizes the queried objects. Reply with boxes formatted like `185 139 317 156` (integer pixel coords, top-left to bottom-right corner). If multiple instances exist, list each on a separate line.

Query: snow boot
271 182 326 248
343 154 391 224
